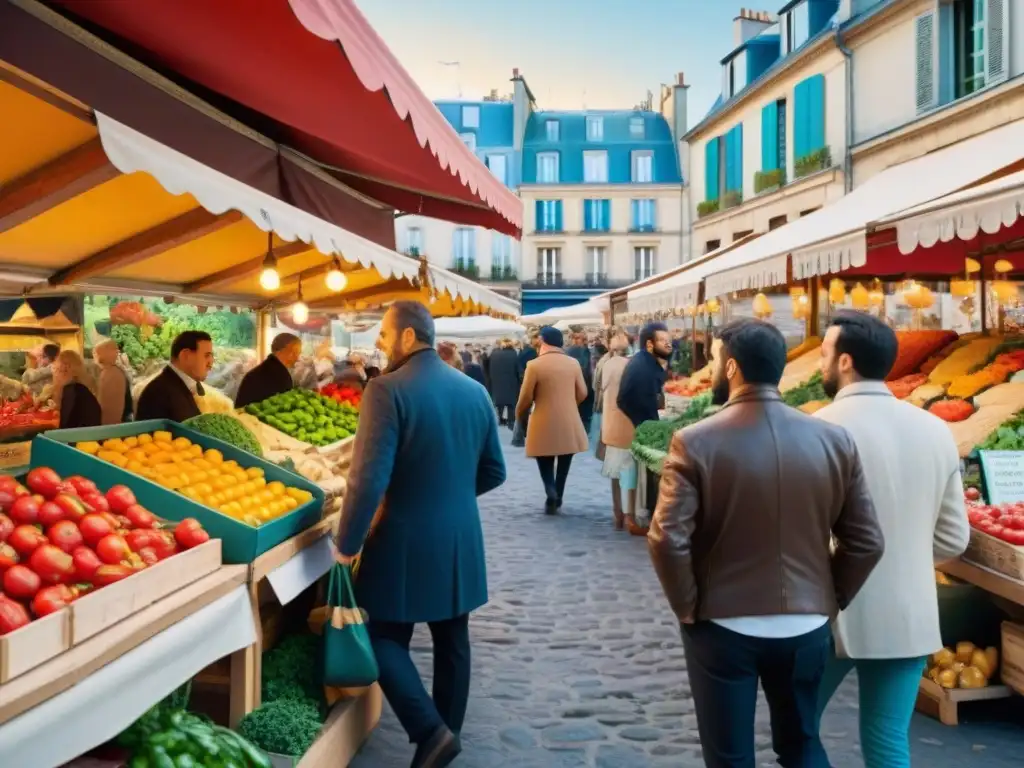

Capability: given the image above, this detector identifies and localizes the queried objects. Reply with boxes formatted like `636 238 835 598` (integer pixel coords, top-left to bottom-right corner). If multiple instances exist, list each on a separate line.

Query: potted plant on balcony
794 147 832 180
754 168 785 195
697 199 720 219
721 189 742 211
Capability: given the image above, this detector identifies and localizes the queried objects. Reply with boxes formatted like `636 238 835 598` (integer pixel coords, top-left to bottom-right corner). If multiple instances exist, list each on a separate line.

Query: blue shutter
732 124 744 191
723 130 734 193
761 101 778 171
793 80 807 160
535 200 545 231
915 12 937 113
630 200 638 229
601 199 611 231
554 201 563 232
583 200 593 231
705 138 720 201
805 75 825 153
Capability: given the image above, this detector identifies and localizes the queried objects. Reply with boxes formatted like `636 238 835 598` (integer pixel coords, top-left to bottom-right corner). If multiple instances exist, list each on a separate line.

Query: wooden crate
0 610 70 683
1002 621 1024 696
963 529 1024 583
267 685 382 768
915 677 1012 726
0 440 31 471
71 539 222 643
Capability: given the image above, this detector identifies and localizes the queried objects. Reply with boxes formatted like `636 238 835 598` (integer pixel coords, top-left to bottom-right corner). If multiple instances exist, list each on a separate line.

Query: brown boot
625 515 648 536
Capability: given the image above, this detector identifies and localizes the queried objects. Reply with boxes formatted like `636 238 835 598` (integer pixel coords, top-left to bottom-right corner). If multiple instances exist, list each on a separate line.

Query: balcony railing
521 276 632 290
489 265 519 281
628 224 657 233
585 272 608 286
451 259 479 279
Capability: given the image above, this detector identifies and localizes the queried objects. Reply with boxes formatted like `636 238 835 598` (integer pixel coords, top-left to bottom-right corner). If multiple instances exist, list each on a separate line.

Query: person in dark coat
136 331 214 422
487 339 520 427
335 301 506 767
53 350 101 429
566 332 594 434
464 352 487 388
234 332 300 408
517 332 539 383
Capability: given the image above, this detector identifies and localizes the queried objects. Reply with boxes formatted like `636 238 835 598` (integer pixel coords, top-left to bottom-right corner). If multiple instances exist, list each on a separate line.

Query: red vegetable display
927 398 975 423
887 330 960 381
320 382 362 409
967 499 1024 546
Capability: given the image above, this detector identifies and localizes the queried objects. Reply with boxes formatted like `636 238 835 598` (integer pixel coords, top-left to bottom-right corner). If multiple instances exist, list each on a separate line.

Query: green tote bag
322 563 379 688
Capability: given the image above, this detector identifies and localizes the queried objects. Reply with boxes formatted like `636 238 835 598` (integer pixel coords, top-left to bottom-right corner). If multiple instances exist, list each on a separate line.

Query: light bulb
326 268 347 292
259 267 281 291
292 300 309 324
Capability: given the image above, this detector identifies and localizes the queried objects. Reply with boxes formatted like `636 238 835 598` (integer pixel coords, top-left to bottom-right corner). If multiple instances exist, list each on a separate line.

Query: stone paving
352 430 1024 767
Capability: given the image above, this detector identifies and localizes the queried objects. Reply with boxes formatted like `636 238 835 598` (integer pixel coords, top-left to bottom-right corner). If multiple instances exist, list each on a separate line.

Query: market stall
519 297 609 329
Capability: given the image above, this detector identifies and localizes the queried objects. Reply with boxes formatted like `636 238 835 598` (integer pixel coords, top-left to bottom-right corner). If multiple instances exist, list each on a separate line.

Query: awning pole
256 308 270 361
805 276 821 339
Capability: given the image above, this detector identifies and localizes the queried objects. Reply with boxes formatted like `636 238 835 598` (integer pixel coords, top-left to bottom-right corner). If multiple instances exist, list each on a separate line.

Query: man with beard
814 311 968 768
648 318 884 768
616 322 672 530
334 301 506 767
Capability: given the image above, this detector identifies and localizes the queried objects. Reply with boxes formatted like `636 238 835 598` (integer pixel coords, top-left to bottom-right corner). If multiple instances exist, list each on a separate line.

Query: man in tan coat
95 339 132 425
516 326 588 514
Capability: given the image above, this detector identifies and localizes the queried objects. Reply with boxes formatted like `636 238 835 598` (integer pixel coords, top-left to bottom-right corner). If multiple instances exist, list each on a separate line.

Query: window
586 116 604 141
486 154 507 184
633 247 656 281
492 235 512 270
793 75 825 161
537 152 560 183
733 229 753 242
732 51 748 95
631 199 656 232
777 99 788 170
535 200 563 232
545 120 560 141
629 116 645 138
954 0 986 97
452 228 476 266
761 99 787 173
782 11 793 54
583 150 608 183
459 133 476 151
586 247 607 285
631 150 654 183
705 239 721 254
403 226 423 256
583 199 611 232
792 1 810 50
461 105 480 129
768 215 788 230
536 248 561 284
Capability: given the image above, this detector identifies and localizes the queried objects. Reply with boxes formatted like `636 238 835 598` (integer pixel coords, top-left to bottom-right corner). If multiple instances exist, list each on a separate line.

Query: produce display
924 641 1000 689
76 431 313 528
974 409 1024 451
319 382 362 410
886 330 959 380
245 389 358 447
183 413 264 458
0 467 209 634
631 392 715 469
0 393 58 434
965 492 1024 546
781 371 827 409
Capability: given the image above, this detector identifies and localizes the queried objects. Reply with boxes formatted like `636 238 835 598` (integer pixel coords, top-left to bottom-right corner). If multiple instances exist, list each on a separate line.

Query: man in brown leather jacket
648 318 884 768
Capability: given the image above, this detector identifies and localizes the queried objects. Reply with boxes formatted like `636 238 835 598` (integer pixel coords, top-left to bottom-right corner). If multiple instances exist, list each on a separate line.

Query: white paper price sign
266 535 334 605
978 450 1024 504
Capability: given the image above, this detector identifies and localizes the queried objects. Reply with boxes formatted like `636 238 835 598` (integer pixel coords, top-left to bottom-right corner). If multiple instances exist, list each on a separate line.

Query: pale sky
358 0 758 127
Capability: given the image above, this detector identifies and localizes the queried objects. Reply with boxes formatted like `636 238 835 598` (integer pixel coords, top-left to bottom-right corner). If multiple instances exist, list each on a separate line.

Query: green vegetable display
119 705 270 768
246 389 358 447
183 413 264 457
632 392 714 455
974 410 1024 452
781 371 828 408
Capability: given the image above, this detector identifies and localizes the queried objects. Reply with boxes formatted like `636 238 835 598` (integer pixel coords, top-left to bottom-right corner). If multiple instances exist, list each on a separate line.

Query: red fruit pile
319 383 362 409
965 492 1024 546
0 467 210 635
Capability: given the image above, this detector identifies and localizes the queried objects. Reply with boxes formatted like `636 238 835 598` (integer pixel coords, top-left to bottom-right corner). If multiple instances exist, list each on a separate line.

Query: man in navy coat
335 301 506 767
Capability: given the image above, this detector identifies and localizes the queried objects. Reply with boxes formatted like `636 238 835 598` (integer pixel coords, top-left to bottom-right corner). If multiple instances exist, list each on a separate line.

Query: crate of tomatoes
40 419 326 563
0 466 220 683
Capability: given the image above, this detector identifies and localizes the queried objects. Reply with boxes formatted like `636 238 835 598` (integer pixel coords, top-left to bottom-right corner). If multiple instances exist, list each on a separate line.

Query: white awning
626 234 761 314
876 169 1024 254
434 315 526 339
519 298 607 326
700 118 1024 297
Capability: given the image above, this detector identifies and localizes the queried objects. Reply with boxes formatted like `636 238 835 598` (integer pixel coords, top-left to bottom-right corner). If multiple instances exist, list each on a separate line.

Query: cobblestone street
352 431 1024 767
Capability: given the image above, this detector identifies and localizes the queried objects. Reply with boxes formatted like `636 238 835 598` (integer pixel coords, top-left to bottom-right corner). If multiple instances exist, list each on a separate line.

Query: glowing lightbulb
259 267 281 291
291 300 309 324
326 268 347 292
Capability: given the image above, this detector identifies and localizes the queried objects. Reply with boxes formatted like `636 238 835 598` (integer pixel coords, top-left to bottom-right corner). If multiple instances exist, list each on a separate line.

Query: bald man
95 339 133 425
235 333 302 408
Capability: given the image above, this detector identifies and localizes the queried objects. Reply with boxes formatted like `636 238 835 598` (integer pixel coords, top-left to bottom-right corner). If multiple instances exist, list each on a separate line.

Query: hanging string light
259 231 281 291
292 276 309 324
325 256 347 292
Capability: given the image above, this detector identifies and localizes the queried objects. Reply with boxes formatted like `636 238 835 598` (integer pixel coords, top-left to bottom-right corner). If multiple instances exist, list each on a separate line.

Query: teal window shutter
806 75 825 153
761 102 778 171
534 200 545 230
793 80 807 160
601 199 611 230
554 200 563 232
915 11 937 113
732 124 744 191
705 138 720 201
630 199 639 228
583 200 593 231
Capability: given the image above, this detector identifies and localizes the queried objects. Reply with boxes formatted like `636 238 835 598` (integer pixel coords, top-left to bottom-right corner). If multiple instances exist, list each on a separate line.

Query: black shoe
411 725 461 768
544 498 558 515
556 497 563 509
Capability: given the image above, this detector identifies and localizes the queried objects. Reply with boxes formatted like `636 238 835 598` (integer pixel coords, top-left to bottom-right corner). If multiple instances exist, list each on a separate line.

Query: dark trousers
681 621 831 768
536 454 573 502
496 404 513 425
368 614 471 745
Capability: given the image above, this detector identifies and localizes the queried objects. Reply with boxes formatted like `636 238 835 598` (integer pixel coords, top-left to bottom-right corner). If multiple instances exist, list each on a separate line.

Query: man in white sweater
814 311 970 768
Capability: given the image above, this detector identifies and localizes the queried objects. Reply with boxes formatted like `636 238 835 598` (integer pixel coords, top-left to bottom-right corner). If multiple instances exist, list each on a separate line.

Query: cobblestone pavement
352 431 1024 767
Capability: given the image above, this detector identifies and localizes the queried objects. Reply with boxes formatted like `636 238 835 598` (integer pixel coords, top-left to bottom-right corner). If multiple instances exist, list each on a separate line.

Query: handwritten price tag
979 450 1024 505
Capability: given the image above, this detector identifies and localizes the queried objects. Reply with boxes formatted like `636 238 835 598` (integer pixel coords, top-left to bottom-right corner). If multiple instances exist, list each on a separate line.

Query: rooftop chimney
734 8 775 47
676 72 687 87
512 67 520 79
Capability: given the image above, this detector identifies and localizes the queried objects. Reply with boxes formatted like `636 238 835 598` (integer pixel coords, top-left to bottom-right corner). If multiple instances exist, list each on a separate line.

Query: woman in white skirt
597 332 641 533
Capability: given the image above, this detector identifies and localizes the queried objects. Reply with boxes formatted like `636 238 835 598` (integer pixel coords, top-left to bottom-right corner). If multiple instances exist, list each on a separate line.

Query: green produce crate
35 419 325 564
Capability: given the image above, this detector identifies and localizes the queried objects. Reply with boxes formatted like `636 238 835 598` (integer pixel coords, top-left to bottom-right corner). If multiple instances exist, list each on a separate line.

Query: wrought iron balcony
521 275 631 290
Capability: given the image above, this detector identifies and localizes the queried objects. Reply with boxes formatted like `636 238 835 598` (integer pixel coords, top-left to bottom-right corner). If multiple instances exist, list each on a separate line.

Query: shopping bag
511 416 527 448
588 412 603 454
320 563 379 688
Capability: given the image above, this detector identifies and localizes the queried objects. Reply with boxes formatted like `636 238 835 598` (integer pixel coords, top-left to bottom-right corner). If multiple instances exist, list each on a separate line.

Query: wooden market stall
0 2 522 765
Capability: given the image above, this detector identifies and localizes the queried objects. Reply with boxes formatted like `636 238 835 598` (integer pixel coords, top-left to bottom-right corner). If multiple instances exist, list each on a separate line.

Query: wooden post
981 272 989 335
256 308 270 361
805 276 821 339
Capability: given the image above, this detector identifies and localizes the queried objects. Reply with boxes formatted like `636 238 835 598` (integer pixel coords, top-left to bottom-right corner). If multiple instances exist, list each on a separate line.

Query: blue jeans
818 651 927 768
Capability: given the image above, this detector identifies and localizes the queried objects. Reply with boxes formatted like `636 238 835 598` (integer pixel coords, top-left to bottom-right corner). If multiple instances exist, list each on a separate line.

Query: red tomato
53 494 88 523
71 546 102 581
99 512 120 530
0 490 15 513
124 505 157 529
173 518 210 550
37 501 66 528
95 534 130 565
0 512 13 543
124 529 158 553
0 593 30 635
137 547 159 567
3 563 41 599
105 485 137 514
29 544 75 584
32 584 72 617
25 467 62 499
66 476 98 497
79 514 114 548
149 531 178 560
47 520 84 554
964 487 981 502
0 476 19 495
91 564 134 587
8 525 47 557
113 514 132 530
53 482 77 497
0 542 19 573
1002 528 1024 546
8 496 40 526
82 493 110 514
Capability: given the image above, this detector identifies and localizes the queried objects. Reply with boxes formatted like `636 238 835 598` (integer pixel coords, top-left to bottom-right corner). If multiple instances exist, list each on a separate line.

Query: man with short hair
814 311 969 768
234 332 301 408
335 301 506 768
136 330 214 422
649 318 884 768
95 339 133 425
